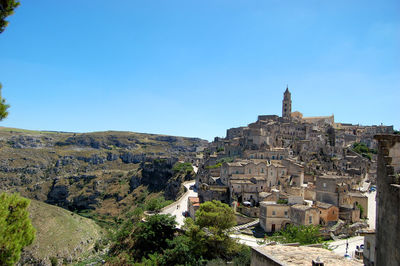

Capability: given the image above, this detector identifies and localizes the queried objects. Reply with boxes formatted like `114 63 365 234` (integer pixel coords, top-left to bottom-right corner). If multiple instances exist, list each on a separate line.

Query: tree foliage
195 200 236 231
182 200 240 261
0 193 36 266
352 142 376 160
0 0 20 33
0 83 10 121
108 200 249 265
270 224 322 245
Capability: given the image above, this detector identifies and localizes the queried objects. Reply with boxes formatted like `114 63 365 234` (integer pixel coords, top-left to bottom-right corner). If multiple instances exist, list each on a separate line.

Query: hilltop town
185 87 395 264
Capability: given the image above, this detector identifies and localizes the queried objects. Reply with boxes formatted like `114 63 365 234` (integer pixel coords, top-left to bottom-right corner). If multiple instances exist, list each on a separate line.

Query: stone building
360 229 376 266
374 134 400 266
315 201 339 226
315 175 352 206
259 202 291 233
289 204 320 226
187 197 200 219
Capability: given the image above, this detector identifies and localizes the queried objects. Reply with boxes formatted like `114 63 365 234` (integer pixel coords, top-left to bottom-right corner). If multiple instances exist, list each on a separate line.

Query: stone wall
374 134 400 266
251 247 284 266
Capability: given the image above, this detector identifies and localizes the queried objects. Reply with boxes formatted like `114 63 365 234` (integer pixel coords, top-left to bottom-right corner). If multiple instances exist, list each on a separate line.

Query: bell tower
282 86 292 119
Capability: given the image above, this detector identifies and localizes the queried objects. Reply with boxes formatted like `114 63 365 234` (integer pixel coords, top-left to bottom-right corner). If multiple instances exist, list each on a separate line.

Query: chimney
312 256 324 266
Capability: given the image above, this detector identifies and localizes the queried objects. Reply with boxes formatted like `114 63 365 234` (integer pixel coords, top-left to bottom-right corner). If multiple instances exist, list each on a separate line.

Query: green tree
0 193 36 266
0 83 10 121
0 0 19 120
157 235 201 266
0 0 20 33
195 200 236 232
132 214 176 260
184 200 239 260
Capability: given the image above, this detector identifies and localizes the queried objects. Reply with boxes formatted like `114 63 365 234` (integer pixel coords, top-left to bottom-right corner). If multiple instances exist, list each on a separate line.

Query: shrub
172 162 193 174
270 224 322 245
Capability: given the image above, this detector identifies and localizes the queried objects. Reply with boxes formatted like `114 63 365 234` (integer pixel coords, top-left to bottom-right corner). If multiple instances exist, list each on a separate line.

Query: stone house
229 177 267 204
187 197 200 219
347 192 368 219
245 147 292 161
289 204 320 226
220 159 288 204
259 202 291 233
338 207 360 223
315 201 339 226
315 174 353 206
258 192 278 202
360 230 376 266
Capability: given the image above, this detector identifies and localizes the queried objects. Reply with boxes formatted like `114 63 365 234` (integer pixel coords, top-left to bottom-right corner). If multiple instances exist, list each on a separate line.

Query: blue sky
0 0 399 140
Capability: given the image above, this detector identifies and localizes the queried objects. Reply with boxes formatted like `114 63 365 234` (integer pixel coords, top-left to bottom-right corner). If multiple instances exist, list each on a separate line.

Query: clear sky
1 0 399 141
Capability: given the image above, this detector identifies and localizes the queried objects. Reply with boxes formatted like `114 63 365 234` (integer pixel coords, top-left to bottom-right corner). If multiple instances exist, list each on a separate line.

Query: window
284 211 288 217
272 211 276 215
367 242 370 250
261 186 263 189
261 168 264 173
236 170 239 174
309 216 312 224
323 183 327 188
224 169 227 174
249 169 251 174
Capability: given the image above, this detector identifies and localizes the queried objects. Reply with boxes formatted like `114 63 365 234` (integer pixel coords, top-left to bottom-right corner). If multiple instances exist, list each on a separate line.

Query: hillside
0 127 207 221
20 199 104 265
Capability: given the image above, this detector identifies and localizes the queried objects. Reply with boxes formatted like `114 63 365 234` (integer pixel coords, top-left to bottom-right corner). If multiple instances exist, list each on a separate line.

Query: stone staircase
231 219 260 231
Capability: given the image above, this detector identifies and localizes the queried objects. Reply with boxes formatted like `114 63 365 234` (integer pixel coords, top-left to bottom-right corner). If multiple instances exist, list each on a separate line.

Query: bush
270 224 322 245
277 199 288 204
145 196 173 212
50 257 58 266
172 162 193 174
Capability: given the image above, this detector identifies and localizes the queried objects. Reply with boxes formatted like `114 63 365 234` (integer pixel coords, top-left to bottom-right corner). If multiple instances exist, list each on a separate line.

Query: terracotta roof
188 197 200 204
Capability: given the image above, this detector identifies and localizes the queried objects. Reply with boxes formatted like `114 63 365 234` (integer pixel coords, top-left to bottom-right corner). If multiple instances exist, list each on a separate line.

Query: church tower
282 86 292 119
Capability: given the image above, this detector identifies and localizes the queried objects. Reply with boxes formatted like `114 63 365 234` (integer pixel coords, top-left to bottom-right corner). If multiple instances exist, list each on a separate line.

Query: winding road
160 165 198 228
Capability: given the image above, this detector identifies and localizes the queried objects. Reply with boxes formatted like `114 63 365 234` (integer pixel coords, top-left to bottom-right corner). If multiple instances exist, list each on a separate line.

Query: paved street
366 190 376 229
161 165 198 228
330 236 364 257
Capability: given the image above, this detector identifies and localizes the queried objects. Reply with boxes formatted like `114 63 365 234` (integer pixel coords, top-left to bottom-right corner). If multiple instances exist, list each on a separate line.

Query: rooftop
253 245 362 266
291 204 313 211
347 192 367 198
315 201 335 209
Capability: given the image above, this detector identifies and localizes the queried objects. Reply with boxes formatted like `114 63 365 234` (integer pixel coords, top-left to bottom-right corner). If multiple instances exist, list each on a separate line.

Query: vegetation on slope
107 200 251 265
20 199 104 265
352 142 376 160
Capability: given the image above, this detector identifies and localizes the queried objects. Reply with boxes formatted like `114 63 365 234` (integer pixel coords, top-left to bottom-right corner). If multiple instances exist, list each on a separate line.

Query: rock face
0 128 207 217
129 158 195 200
